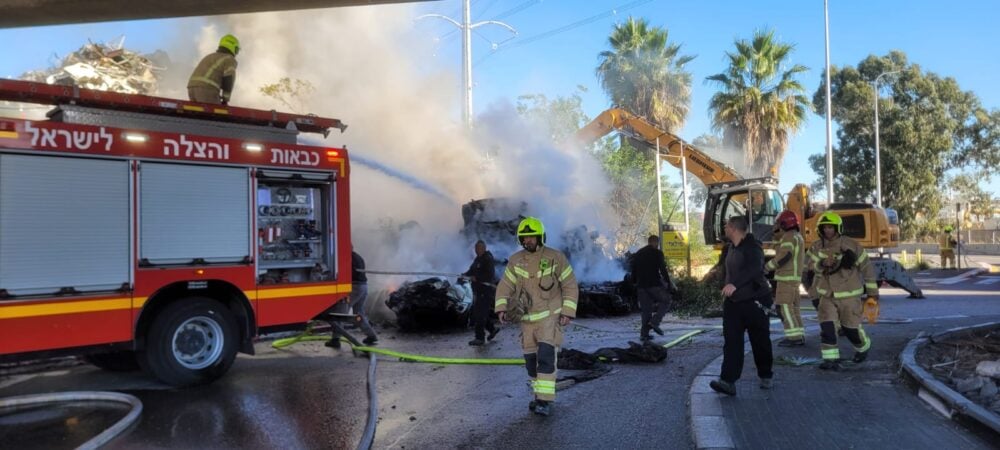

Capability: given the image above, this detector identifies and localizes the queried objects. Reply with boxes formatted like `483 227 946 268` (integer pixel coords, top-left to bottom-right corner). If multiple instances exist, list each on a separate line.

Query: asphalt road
1 268 996 449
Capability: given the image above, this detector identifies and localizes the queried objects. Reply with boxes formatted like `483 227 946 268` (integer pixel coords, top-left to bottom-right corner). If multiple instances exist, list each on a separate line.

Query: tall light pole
823 0 835 203
417 0 516 128
872 70 899 208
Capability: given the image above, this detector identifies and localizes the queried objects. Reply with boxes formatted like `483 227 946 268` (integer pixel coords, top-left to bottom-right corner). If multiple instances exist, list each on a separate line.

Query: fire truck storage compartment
256 169 335 285
0 154 130 297
139 162 250 266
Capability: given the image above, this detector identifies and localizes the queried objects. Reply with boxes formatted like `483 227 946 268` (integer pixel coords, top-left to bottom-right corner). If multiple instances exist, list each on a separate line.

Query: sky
0 0 997 200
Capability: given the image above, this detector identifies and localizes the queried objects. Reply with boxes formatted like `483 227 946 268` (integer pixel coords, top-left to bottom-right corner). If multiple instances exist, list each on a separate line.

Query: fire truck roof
0 78 346 137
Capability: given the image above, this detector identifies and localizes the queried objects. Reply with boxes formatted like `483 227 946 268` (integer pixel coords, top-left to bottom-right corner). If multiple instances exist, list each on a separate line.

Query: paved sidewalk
690 311 998 449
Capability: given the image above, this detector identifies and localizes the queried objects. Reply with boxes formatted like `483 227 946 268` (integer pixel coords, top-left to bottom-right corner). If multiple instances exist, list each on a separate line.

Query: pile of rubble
19 38 167 95
918 329 1000 414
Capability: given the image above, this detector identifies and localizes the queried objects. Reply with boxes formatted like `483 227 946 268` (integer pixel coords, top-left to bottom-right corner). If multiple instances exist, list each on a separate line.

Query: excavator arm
575 108 743 186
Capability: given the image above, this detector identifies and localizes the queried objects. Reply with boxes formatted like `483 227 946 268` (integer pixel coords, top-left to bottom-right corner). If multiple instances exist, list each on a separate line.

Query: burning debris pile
20 38 167 95
384 198 636 331
577 281 636 317
386 278 472 332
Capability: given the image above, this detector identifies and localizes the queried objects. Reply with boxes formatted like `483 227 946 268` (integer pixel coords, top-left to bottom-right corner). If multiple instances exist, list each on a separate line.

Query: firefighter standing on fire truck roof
766 211 806 347
188 34 240 105
495 217 578 417
807 211 878 371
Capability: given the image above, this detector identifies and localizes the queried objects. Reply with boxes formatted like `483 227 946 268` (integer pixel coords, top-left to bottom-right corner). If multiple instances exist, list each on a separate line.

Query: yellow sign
661 229 689 265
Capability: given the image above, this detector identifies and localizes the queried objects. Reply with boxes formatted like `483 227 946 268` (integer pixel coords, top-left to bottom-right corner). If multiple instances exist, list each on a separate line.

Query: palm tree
706 29 809 177
596 17 695 134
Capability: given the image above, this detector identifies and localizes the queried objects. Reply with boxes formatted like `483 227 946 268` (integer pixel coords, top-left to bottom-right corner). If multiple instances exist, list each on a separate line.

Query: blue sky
1 0 996 199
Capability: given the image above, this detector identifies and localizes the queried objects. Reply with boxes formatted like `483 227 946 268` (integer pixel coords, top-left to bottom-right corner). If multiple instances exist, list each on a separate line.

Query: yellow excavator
575 107 922 298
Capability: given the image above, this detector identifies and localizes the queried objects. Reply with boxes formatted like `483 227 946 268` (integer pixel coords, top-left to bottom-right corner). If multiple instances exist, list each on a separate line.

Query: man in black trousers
710 216 774 395
630 235 676 341
464 240 498 346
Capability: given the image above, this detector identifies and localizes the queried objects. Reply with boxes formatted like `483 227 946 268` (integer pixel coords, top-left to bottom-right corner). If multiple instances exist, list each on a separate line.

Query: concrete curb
688 352 734 449
687 323 820 449
899 321 1000 434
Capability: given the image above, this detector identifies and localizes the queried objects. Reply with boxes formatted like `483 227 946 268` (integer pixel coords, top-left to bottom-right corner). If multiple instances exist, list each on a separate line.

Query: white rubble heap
19 37 168 95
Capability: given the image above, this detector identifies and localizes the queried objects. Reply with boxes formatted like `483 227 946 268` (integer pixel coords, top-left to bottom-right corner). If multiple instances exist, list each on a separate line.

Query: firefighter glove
839 250 857 270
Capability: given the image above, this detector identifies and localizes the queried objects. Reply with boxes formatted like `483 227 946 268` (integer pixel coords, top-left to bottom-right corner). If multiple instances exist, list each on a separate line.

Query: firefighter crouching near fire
495 217 579 417
188 34 240 105
807 212 879 371
939 225 958 269
766 211 806 347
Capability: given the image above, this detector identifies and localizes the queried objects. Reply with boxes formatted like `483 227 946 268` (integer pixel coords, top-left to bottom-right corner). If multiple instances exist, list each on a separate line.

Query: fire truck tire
84 351 141 372
139 297 239 387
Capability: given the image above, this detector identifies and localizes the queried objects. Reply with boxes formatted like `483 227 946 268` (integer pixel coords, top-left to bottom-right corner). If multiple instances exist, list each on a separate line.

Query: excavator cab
703 177 783 245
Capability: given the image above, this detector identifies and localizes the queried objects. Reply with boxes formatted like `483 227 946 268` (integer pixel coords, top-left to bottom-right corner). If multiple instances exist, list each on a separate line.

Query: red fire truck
0 79 353 386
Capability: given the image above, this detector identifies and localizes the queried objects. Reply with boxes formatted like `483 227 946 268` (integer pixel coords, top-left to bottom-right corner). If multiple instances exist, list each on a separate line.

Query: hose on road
0 391 142 450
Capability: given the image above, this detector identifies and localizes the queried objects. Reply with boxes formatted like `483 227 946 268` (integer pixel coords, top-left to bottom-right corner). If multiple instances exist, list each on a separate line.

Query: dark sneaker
852 350 869 363
650 324 665 336
759 378 773 389
528 400 538 412
777 338 805 347
532 400 552 416
487 327 499 342
640 335 653 342
468 339 485 346
362 336 379 346
709 379 736 396
819 360 842 371
325 338 341 349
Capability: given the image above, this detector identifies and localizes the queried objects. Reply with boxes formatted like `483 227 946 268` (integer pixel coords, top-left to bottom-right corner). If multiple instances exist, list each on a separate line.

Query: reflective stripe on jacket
766 230 805 283
806 235 877 299
494 246 579 319
188 51 237 97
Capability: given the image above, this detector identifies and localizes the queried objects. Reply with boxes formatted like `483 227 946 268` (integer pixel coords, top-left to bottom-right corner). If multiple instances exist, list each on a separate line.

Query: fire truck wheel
84 351 141 372
139 297 239 387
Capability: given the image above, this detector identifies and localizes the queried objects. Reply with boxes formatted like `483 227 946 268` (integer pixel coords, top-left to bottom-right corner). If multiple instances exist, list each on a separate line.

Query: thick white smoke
169 5 625 303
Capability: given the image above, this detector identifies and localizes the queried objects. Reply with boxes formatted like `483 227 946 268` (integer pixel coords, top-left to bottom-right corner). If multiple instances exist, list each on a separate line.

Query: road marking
937 269 985 285
910 314 970 321
974 277 1000 286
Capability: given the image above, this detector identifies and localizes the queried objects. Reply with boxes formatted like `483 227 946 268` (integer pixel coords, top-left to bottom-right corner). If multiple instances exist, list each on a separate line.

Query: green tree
260 77 316 113
596 17 695 134
810 51 998 238
706 29 810 177
515 86 590 142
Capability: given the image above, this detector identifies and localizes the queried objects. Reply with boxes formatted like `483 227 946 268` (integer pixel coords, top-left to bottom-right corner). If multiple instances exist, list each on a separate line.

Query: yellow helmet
219 34 240 55
516 217 545 244
816 211 842 234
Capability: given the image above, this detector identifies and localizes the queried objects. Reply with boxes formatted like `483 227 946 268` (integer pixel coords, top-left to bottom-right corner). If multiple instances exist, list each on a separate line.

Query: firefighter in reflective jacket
765 211 806 347
938 225 957 269
495 217 579 417
807 212 878 370
188 34 240 105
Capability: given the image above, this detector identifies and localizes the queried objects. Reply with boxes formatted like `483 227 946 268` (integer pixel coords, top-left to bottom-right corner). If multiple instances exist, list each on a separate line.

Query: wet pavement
1 270 995 449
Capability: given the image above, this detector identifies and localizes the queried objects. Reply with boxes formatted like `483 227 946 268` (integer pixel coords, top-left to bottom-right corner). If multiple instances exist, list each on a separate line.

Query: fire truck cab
0 79 353 386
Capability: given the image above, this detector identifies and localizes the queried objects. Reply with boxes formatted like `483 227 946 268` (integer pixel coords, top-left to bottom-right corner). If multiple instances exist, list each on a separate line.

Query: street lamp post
872 70 900 208
417 0 516 128
823 0 835 203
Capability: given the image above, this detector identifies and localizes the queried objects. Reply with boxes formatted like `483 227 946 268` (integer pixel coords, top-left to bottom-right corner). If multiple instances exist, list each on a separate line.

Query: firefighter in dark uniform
463 240 499 346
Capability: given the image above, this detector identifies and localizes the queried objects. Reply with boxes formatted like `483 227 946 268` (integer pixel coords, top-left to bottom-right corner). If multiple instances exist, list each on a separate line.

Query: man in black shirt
630 235 676 341
463 240 498 346
710 216 774 396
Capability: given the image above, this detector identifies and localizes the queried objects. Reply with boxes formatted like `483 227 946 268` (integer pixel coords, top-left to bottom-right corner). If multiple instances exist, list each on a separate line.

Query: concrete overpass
0 0 436 28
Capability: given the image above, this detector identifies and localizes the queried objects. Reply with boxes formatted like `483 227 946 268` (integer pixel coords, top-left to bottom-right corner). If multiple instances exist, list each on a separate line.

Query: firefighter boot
532 400 552 416
777 338 806 347
853 350 869 363
649 323 665 336
325 338 341 349
819 360 842 371
468 338 485 346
